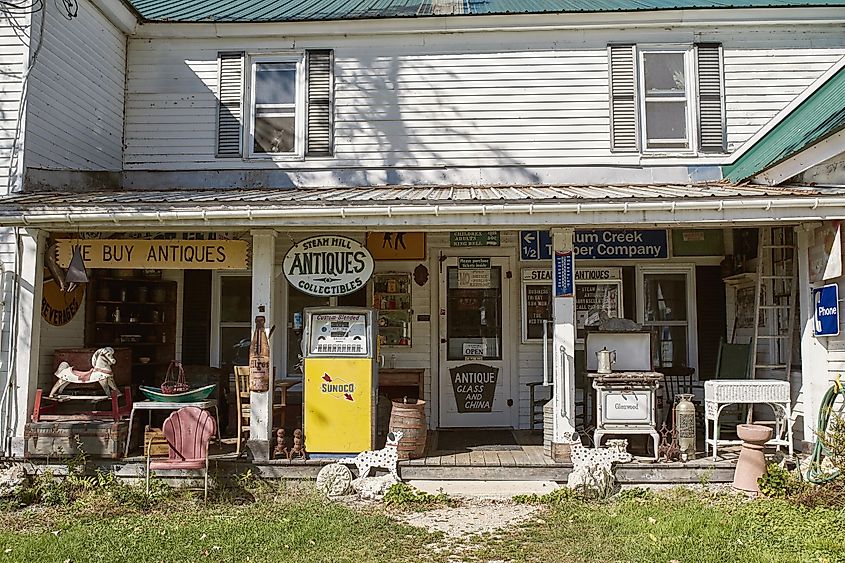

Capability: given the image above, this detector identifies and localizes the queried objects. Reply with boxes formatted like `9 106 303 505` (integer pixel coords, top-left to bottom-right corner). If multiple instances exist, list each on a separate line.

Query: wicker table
704 380 792 460
125 399 220 457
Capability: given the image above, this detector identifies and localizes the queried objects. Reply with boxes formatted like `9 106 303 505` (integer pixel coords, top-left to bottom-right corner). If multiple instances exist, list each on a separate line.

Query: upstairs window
216 50 334 159
609 43 725 154
250 59 301 155
640 49 691 151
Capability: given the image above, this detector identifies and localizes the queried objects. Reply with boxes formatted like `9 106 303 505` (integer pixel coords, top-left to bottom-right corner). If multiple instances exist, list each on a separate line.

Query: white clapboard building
0 0 843 476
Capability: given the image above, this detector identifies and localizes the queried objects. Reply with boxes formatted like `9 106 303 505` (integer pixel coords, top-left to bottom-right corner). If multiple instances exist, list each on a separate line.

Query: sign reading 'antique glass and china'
284 236 375 297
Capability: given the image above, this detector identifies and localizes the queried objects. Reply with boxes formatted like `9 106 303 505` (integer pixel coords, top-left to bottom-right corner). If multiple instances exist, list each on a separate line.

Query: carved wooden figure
288 429 307 460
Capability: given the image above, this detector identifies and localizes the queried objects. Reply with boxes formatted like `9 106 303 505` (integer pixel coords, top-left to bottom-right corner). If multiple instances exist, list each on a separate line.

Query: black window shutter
608 44 639 152
696 43 726 153
306 50 334 156
216 52 245 158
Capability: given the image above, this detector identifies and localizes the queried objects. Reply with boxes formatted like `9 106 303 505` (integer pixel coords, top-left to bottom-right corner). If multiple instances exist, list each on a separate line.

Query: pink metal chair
146 406 216 500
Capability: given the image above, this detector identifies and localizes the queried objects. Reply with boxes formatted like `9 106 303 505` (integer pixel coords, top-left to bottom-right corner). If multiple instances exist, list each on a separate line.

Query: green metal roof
127 0 845 23
723 65 845 183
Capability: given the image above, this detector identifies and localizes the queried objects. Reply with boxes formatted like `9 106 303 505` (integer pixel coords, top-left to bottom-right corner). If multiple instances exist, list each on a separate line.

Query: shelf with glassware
84 270 177 387
372 273 412 347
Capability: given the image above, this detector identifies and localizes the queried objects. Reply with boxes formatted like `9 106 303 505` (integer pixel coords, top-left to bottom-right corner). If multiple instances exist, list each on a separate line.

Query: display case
371 272 412 347
85 270 177 387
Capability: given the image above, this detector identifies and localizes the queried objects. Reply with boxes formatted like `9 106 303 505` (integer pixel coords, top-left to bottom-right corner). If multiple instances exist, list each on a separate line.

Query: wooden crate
144 426 170 457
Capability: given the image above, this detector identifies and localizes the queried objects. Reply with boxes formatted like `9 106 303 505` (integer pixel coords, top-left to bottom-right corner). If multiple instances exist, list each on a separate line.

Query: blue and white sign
520 230 553 261
554 251 574 297
520 229 668 261
813 284 839 337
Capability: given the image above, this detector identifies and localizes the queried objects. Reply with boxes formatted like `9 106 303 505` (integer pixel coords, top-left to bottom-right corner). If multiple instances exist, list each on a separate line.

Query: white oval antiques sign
283 236 374 297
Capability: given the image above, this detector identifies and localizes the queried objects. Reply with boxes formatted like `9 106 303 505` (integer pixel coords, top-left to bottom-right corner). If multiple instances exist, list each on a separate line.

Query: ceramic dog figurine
338 431 404 480
51 347 118 397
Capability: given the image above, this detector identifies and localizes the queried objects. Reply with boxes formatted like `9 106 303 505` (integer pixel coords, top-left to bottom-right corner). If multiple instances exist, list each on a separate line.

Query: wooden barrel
389 400 427 460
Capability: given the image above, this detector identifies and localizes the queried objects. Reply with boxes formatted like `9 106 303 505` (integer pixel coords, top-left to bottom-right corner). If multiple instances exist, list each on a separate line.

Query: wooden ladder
749 226 798 422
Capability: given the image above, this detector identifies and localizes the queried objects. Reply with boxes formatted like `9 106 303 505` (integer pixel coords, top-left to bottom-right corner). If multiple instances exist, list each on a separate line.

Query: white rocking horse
51 347 118 397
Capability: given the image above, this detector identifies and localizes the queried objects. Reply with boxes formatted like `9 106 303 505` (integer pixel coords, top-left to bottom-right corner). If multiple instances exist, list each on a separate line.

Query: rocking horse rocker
51 347 119 397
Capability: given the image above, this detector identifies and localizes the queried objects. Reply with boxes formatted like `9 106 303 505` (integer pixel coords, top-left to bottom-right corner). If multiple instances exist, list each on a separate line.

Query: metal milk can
596 347 617 374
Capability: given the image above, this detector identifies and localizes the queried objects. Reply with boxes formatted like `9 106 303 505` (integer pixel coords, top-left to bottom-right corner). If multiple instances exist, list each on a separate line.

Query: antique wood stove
586 331 663 460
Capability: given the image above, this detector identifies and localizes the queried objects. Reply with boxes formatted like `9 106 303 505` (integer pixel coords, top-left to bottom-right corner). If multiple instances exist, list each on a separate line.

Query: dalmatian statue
51 347 118 397
567 437 632 498
338 430 404 480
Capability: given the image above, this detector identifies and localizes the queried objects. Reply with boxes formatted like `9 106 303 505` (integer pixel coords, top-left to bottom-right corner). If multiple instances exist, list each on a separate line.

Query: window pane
255 63 296 105
649 325 689 368
645 101 688 148
221 276 252 322
643 273 688 322
221 327 251 367
643 52 685 94
446 266 503 360
254 115 295 153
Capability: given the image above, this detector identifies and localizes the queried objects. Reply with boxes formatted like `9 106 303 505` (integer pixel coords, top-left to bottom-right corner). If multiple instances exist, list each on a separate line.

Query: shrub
383 483 454 509
757 463 806 499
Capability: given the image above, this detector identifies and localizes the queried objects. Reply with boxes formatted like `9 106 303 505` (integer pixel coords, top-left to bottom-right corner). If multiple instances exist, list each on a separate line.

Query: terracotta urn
732 423 773 494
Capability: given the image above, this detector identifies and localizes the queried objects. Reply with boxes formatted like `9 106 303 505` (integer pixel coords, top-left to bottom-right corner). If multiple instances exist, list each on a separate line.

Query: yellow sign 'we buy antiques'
56 239 249 270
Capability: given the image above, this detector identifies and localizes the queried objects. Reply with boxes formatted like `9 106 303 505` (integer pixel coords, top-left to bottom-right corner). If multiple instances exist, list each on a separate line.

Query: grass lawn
0 483 843 562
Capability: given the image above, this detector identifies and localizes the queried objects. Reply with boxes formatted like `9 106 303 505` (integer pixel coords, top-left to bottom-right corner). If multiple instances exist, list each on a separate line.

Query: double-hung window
609 43 724 154
249 56 303 157
639 48 692 151
216 50 333 159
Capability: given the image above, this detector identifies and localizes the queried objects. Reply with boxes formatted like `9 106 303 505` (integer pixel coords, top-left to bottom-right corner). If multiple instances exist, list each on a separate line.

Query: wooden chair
234 366 287 457
146 406 216 500
234 366 250 457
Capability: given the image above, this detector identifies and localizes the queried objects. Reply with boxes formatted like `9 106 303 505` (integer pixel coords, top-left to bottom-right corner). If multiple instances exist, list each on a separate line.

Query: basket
160 361 189 394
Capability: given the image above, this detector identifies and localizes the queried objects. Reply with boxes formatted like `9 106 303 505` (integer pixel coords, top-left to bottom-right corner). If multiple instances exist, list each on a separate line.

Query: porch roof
1 183 843 229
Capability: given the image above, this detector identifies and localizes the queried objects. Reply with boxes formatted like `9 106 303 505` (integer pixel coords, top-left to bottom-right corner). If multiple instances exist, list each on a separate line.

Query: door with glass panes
439 257 512 427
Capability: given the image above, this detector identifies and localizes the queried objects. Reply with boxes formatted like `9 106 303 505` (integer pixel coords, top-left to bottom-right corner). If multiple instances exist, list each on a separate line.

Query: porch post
796 223 827 448
550 227 577 460
248 229 276 461
7 229 45 457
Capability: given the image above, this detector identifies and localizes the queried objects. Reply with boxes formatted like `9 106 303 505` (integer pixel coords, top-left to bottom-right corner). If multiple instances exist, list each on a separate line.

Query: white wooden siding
25 0 125 171
0 10 30 194
124 28 844 175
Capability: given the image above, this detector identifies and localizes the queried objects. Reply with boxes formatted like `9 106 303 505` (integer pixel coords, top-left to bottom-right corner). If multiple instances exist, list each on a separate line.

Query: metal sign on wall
521 229 668 260
283 235 374 297
41 268 85 326
450 231 500 247
56 239 249 269
366 232 426 260
813 284 839 337
450 363 498 413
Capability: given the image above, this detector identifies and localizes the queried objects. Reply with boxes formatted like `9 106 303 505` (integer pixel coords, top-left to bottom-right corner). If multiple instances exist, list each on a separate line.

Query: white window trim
245 52 307 161
636 45 699 156
636 263 699 373
210 270 252 368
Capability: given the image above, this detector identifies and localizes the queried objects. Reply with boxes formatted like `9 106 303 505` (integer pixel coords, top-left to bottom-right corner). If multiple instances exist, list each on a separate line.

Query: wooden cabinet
85 270 176 387
372 272 412 347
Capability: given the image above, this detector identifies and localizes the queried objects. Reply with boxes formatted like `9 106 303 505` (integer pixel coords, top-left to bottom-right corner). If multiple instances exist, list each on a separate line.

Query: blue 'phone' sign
813 284 839 337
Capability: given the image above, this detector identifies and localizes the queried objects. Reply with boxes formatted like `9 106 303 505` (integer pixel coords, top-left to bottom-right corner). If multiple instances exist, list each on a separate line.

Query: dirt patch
396 499 541 538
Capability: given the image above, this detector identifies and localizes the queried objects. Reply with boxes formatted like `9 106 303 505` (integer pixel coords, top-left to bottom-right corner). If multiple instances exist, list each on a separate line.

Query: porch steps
16 455 735 486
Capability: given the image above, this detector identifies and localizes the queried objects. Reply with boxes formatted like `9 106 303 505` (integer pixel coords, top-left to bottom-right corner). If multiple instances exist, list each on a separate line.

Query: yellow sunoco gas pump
302 307 378 454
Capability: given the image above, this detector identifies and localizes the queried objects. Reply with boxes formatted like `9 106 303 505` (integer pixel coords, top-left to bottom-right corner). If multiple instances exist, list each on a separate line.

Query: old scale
586 331 663 460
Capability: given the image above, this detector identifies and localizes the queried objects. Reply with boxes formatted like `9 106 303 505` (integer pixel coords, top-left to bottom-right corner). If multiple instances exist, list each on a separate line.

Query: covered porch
0 183 840 477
